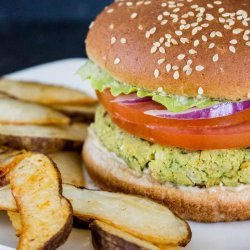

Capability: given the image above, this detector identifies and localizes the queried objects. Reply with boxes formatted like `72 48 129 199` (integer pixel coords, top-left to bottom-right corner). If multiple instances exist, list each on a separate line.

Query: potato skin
90 223 142 250
0 135 83 153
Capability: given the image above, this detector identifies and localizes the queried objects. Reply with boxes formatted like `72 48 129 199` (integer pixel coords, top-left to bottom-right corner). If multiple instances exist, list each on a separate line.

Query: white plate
1 58 250 250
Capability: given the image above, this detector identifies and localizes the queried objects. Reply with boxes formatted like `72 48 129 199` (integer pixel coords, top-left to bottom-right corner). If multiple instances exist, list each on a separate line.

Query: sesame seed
170 65 178 71
166 64 172 72
154 69 160 78
180 37 189 44
183 65 190 72
111 37 116 45
173 71 180 80
233 28 244 34
150 46 157 54
114 58 120 65
145 31 151 38
138 25 143 30
212 54 219 62
150 27 157 34
229 45 236 53
126 2 133 6
207 3 214 8
89 21 94 29
161 20 168 25
206 13 214 21
194 40 199 47
210 31 216 38
171 38 178 45
163 11 170 16
175 30 183 36
196 65 205 71
186 69 192 75
157 87 163 92
201 23 209 28
198 87 204 95
214 1 222 5
131 13 138 19
246 41 250 47
144 1 152 5
120 38 127 44
189 49 197 55
159 47 166 54
202 35 208 42
187 59 193 65
209 43 215 49
177 54 186 60
107 8 114 13
218 8 224 13
230 39 237 44
219 17 225 23
109 24 114 30
158 58 165 65
216 31 223 37
157 15 163 21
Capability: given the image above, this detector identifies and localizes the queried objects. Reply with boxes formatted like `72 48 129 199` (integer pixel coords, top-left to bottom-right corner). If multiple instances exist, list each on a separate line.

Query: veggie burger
80 0 250 222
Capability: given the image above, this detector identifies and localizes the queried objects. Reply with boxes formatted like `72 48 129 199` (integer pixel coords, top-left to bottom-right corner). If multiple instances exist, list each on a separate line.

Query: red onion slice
144 100 250 120
112 93 151 104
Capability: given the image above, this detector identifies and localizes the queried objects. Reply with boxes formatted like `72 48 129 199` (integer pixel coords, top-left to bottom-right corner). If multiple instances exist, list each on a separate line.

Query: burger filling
94 106 250 188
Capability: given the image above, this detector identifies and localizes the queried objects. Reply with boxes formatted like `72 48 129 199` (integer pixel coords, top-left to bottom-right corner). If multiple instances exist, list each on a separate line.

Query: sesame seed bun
86 0 250 101
83 128 250 222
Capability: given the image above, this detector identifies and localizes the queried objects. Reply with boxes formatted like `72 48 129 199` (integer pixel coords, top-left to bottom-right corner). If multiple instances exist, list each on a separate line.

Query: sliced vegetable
98 90 250 150
145 100 250 120
78 61 218 112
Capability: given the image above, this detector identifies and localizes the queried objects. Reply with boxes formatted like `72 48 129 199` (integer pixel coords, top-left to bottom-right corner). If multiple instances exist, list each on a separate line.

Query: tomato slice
98 90 250 150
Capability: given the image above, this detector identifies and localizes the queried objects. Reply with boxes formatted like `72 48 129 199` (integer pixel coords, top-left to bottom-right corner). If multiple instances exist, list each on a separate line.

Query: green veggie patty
93 106 250 187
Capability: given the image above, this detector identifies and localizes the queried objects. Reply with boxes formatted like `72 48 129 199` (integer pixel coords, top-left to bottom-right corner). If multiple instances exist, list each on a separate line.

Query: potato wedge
0 185 191 247
91 220 162 250
0 98 70 125
8 211 22 237
0 123 87 153
0 79 96 105
65 185 191 247
51 104 96 123
9 153 73 250
49 151 84 187
0 149 28 185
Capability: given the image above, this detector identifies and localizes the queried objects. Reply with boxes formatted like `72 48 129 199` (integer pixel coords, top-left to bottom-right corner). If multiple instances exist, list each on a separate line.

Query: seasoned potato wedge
0 185 191 247
0 123 87 153
0 185 16 211
9 153 73 250
51 104 96 123
8 211 22 237
0 79 96 105
0 149 28 185
0 98 70 125
91 220 162 250
49 151 84 187
65 185 191 247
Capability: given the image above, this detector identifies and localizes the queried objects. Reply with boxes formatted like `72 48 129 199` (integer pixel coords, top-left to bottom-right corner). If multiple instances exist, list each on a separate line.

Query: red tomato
98 90 250 150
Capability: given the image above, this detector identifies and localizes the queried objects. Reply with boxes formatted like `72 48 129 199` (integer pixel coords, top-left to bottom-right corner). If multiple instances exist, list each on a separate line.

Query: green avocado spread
94 106 250 187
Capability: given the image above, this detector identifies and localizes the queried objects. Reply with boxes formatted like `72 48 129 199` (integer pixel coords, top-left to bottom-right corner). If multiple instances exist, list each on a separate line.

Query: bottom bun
83 128 250 222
